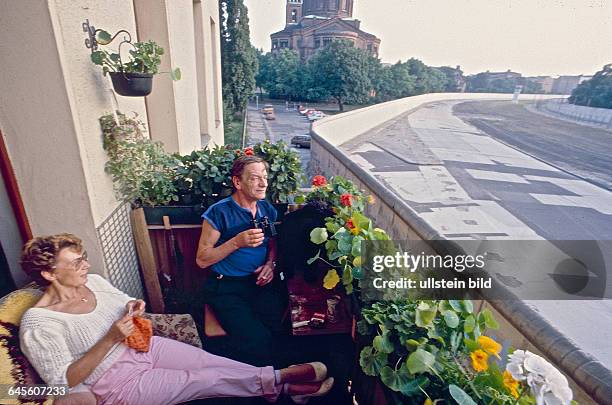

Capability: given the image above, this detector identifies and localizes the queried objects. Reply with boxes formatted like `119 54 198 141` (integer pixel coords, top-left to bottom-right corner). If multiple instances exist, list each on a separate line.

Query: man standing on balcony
196 156 286 367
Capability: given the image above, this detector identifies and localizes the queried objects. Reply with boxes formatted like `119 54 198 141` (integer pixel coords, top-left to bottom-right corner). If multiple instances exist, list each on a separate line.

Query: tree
219 0 257 114
373 62 416 102
308 41 372 111
569 64 612 109
405 58 447 94
265 49 302 100
255 49 273 94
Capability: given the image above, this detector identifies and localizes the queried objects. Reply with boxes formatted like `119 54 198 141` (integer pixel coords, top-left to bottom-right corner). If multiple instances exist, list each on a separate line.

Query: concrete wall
0 0 146 277
536 98 612 129
134 0 224 151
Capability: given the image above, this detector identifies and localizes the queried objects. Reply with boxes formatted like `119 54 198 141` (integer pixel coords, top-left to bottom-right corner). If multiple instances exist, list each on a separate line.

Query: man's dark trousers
203 273 288 367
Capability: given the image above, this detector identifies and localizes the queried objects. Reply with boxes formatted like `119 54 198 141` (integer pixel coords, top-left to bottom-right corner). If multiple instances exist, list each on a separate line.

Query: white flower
506 350 573 405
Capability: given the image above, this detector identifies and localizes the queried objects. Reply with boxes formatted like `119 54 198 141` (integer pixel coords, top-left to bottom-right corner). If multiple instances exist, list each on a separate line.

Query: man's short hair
21 233 83 285
230 156 269 179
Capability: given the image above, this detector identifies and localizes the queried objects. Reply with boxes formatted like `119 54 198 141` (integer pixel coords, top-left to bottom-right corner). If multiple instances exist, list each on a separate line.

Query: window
367 43 372 51
291 9 297 23
323 37 332 46
280 40 289 48
272 40 278 49
315 39 321 48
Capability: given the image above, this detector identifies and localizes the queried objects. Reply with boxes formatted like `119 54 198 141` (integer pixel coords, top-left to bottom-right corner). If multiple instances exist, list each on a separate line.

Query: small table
286 272 353 336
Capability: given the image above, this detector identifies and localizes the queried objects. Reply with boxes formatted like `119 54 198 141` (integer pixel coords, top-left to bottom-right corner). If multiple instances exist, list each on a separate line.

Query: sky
243 0 612 77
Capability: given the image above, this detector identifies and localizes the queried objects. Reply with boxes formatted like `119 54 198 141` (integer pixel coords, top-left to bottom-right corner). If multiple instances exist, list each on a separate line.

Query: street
246 100 311 176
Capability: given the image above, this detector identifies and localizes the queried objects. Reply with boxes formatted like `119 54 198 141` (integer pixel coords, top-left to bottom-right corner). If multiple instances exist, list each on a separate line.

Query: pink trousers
91 336 280 405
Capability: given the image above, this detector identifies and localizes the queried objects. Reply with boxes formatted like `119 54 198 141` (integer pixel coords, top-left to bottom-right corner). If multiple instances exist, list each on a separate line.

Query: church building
270 0 381 60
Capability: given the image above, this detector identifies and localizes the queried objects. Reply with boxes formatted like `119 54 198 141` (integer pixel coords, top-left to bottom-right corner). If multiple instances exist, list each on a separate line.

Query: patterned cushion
145 313 202 349
0 288 52 404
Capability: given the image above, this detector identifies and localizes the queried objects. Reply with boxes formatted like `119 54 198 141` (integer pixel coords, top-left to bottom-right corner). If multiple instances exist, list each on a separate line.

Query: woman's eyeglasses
53 251 89 271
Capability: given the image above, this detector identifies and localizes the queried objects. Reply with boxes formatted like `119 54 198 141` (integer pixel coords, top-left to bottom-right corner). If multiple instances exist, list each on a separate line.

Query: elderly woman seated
19 233 333 404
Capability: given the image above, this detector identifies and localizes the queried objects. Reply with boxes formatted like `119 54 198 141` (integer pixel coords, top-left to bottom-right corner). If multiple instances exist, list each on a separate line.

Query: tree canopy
256 42 466 110
219 0 257 114
569 64 612 109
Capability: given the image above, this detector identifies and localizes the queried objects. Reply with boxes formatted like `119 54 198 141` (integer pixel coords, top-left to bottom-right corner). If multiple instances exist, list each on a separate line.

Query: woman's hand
106 314 134 343
126 299 146 317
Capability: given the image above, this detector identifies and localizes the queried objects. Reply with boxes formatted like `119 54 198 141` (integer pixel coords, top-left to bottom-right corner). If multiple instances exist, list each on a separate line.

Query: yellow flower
323 269 340 289
424 399 433 405
470 349 489 372
478 336 502 359
367 195 376 205
503 370 520 398
353 256 362 267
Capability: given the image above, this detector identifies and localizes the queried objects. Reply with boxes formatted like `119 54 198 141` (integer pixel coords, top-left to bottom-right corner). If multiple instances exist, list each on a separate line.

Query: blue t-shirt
202 196 277 276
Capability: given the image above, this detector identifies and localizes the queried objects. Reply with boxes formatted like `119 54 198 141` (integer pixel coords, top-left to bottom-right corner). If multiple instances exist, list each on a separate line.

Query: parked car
308 112 326 121
299 108 313 115
262 104 274 114
265 112 276 120
291 135 311 148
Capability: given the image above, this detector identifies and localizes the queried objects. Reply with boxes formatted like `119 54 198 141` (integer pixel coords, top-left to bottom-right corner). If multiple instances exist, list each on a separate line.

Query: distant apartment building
483 69 522 82
271 0 381 60
552 75 593 95
526 76 554 93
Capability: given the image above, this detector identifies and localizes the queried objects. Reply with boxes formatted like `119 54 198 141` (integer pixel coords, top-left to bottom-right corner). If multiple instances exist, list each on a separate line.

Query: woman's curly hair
20 233 83 285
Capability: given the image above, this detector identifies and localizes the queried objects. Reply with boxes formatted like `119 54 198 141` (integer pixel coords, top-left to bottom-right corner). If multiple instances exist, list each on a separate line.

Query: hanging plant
90 29 181 96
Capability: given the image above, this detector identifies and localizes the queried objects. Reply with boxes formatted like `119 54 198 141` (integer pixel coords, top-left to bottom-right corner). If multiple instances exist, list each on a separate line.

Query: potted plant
174 146 235 209
91 30 180 97
99 112 207 225
252 140 305 220
304 175 383 295
357 299 575 405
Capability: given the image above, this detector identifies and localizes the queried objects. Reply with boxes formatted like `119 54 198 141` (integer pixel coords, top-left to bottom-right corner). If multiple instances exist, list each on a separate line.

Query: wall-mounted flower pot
110 72 153 97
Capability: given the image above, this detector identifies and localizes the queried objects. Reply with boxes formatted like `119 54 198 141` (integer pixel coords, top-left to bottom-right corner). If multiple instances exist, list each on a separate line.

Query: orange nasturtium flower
478 336 502 359
470 349 489 372
323 269 340 289
503 370 520 398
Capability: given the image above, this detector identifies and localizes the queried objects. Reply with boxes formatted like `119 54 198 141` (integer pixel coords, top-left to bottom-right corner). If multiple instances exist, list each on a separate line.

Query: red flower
244 147 254 156
340 193 353 207
312 175 327 187
346 219 355 229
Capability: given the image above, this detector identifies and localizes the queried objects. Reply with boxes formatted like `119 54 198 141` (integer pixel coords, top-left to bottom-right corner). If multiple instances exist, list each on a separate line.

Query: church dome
302 0 353 19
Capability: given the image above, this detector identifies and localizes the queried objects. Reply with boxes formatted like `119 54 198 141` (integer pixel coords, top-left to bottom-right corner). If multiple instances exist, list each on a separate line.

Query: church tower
302 0 353 19
286 0 303 25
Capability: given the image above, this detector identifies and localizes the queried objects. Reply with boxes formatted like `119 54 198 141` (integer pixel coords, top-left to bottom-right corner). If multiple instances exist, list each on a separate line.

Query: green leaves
478 308 499 330
443 311 460 328
310 228 328 244
448 385 478 405
373 330 395 354
415 302 437 328
380 364 428 396
96 30 112 45
406 349 436 374
359 346 388 376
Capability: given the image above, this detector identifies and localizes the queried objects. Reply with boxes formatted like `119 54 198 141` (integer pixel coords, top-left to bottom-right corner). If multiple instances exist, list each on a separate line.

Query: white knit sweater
19 274 134 386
